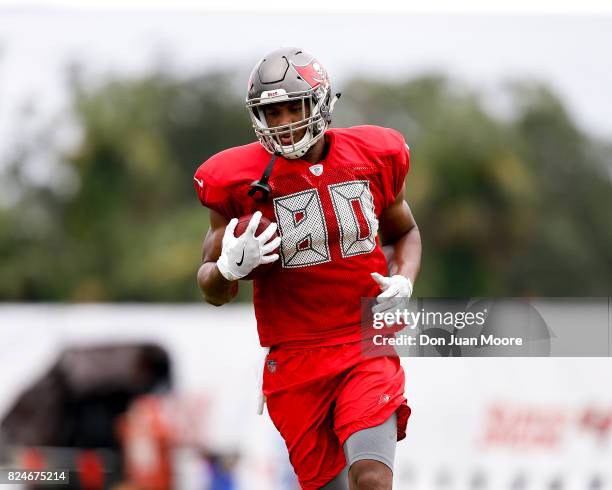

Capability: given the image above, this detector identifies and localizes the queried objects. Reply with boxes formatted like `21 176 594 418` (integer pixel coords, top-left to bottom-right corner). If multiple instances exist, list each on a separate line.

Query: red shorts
263 341 411 490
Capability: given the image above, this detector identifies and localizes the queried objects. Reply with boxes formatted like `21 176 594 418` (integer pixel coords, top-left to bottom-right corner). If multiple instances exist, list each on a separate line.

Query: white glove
371 272 413 316
216 211 281 281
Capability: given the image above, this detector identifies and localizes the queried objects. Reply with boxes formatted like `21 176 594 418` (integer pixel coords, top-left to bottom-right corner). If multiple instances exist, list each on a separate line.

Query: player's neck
301 135 329 165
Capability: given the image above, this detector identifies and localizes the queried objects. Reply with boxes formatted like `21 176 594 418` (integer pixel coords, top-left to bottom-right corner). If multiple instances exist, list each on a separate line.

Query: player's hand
370 272 413 316
216 211 281 281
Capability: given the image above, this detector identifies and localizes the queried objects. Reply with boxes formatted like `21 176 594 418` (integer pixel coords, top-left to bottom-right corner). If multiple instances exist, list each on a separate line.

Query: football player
195 48 421 490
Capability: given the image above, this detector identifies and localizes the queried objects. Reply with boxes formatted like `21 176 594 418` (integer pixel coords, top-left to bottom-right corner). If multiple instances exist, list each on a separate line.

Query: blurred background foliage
1 67 611 301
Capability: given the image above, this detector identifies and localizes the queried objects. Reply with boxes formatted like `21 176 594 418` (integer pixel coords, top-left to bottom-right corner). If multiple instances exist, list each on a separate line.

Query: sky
0 3 611 174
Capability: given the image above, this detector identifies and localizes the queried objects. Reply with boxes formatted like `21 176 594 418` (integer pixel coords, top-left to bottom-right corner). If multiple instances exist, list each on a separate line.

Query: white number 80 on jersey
273 180 379 269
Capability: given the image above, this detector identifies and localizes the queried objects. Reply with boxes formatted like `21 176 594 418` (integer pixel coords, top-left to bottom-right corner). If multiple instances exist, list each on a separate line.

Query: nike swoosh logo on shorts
236 249 245 266
194 177 204 187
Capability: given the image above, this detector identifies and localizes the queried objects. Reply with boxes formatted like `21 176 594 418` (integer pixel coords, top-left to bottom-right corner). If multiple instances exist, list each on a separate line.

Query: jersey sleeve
382 128 411 208
392 135 410 199
193 164 239 219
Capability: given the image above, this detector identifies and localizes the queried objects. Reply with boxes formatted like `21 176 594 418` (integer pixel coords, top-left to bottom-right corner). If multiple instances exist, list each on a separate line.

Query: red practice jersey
194 126 410 348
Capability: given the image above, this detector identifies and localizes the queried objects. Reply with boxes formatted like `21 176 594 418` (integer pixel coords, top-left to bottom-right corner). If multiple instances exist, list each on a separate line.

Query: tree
1 70 610 300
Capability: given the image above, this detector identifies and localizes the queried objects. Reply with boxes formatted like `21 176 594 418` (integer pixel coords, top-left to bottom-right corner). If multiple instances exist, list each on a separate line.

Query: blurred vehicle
1 344 172 489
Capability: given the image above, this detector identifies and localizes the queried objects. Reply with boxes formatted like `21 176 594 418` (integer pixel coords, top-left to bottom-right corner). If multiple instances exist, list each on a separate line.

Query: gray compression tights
320 412 397 490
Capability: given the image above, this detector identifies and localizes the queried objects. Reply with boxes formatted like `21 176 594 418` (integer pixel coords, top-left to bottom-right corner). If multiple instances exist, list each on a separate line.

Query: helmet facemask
247 85 331 160
246 48 339 159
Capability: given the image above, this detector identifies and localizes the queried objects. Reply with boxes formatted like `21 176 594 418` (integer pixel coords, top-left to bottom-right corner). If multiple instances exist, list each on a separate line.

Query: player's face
262 100 311 146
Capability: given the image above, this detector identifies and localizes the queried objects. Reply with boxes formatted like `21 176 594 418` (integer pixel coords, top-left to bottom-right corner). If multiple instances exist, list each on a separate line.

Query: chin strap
248 153 279 202
330 92 342 112
322 92 342 123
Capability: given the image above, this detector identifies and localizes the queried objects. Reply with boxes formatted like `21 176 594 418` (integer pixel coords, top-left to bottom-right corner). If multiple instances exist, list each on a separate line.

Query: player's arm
378 183 421 284
197 209 238 306
371 183 421 312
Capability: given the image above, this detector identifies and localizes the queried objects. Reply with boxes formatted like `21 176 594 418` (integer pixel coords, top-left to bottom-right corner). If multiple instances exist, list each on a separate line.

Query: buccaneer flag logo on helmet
246 47 340 160
292 59 329 89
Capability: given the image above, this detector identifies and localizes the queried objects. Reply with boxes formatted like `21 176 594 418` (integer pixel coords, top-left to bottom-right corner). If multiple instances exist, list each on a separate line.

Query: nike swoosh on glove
370 272 413 320
217 211 281 281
